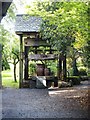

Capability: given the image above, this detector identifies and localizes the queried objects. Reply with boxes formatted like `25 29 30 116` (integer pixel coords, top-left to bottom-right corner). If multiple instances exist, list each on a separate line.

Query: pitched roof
15 14 42 34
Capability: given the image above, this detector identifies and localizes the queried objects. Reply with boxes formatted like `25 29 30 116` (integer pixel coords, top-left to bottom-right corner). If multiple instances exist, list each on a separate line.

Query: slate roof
15 14 42 34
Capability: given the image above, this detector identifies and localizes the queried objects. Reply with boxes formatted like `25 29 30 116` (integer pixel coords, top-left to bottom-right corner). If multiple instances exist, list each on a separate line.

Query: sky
13 0 50 14
13 0 27 14
13 0 39 14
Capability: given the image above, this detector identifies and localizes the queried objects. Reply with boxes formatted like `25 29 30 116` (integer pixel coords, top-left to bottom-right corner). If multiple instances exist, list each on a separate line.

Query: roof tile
15 14 42 33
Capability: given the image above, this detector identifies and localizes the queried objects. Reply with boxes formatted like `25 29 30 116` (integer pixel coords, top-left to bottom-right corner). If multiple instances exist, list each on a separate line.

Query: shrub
67 76 81 85
78 68 87 76
29 62 36 75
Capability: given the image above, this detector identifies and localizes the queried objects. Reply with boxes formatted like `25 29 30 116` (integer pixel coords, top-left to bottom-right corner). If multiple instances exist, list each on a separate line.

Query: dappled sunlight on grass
2 70 19 88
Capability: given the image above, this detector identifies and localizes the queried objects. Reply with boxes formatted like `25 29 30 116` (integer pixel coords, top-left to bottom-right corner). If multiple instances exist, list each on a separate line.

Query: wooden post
19 35 23 88
0 44 2 88
24 46 29 80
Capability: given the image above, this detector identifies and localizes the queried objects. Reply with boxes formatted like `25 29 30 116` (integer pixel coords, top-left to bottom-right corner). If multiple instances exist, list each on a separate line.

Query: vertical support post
0 44 2 88
0 2 2 89
24 46 29 80
19 35 23 88
0 2 2 22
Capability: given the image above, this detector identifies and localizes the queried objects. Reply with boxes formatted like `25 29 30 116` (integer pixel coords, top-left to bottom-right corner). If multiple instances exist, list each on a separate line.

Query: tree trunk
14 60 17 82
72 58 79 76
63 54 67 81
57 54 62 80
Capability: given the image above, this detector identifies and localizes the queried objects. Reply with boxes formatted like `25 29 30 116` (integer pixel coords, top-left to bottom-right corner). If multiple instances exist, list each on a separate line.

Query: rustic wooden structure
15 15 67 88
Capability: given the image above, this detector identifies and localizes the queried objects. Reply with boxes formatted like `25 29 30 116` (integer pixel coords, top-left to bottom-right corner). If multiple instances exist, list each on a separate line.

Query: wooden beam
28 54 58 60
29 49 57 53
24 46 29 80
24 38 49 47
16 32 40 36
19 35 23 88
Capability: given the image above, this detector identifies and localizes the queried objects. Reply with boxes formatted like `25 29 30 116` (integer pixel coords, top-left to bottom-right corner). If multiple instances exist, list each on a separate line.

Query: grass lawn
2 70 19 88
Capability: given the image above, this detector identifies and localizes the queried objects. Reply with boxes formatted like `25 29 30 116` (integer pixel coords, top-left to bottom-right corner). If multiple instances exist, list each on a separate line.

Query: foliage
0 1 19 81
67 76 81 85
9 36 19 82
26 2 88 49
0 2 17 70
46 60 57 75
7 3 17 20
0 25 11 70
78 68 87 76
25 2 89 73
0 25 11 45
29 62 36 75
1 1 89 86
0 24 19 73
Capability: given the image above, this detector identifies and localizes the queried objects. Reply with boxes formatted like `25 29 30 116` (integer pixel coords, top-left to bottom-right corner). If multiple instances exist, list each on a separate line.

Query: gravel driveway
1 81 89 119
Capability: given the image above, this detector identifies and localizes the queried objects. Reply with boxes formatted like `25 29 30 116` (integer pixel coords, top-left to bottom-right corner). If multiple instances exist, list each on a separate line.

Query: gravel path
1 81 89 119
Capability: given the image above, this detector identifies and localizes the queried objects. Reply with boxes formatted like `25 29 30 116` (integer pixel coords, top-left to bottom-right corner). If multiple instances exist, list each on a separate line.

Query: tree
1 2 20 82
25 1 88 76
0 1 17 70
6 33 20 82
10 45 19 82
0 25 11 70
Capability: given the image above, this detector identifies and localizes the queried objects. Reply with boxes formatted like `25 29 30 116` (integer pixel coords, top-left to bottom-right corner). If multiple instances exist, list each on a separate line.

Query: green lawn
2 70 19 88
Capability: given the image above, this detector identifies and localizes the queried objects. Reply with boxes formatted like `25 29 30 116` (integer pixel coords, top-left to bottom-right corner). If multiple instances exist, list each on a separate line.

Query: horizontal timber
28 54 58 60
24 38 50 47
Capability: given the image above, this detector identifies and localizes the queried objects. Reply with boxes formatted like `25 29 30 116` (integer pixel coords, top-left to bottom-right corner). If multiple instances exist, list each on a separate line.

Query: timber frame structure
15 14 67 88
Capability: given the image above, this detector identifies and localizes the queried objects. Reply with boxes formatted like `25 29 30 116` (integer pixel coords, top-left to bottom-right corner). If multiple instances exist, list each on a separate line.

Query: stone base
29 80 36 88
